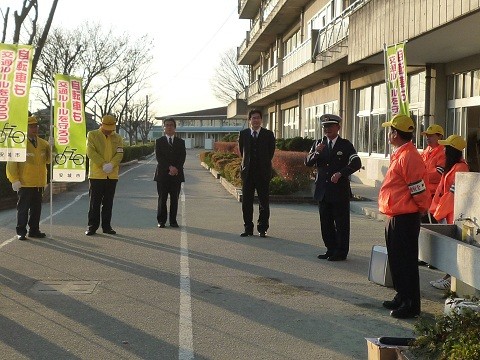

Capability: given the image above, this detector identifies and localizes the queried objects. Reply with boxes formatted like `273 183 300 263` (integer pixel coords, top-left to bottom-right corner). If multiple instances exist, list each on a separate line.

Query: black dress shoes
170 223 179 228
259 232 267 238
390 304 420 319
317 253 331 259
103 228 117 234
158 223 166 228
383 295 402 310
85 229 96 236
17 234 27 240
327 255 347 261
28 231 46 238
240 231 253 237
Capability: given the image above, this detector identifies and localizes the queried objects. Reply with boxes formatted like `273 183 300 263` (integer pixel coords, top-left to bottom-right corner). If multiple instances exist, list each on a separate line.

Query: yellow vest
86 129 124 179
6 136 51 187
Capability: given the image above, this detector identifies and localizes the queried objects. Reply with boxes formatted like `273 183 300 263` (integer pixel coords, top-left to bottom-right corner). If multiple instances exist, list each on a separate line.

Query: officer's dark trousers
385 212 421 312
319 199 350 257
88 179 118 231
16 187 43 236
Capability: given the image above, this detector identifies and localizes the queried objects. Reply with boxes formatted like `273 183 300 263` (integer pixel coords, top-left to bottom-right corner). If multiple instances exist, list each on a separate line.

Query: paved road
0 150 446 359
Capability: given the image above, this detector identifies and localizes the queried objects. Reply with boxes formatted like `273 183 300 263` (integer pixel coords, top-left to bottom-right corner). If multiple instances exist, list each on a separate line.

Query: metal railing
260 65 278 89
263 0 279 20
283 37 312 75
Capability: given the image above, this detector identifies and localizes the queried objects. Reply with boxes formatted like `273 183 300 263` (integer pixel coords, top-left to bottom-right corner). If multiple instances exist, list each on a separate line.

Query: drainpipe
424 64 432 126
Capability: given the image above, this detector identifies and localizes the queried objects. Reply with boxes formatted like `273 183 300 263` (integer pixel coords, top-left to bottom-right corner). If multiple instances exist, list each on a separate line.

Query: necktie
328 140 333 152
168 137 173 146
30 138 36 147
253 131 257 139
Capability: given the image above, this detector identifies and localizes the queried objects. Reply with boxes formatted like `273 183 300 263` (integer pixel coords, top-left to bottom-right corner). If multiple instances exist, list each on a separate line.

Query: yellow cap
381 114 415 133
421 124 444 136
438 134 466 151
101 115 116 131
28 116 38 125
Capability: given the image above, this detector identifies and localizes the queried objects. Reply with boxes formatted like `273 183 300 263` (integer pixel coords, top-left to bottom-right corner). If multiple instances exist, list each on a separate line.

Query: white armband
408 179 426 195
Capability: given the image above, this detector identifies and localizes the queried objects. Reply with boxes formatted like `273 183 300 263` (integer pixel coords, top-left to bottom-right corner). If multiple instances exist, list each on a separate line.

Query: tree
210 47 249 103
32 22 156 141
1 0 59 77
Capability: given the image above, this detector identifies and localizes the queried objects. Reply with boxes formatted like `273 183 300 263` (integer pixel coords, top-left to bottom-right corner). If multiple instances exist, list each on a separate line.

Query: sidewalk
350 182 387 222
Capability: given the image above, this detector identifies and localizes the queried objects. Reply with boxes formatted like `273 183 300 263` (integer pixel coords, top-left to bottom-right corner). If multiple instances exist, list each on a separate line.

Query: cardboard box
368 245 393 287
366 338 406 360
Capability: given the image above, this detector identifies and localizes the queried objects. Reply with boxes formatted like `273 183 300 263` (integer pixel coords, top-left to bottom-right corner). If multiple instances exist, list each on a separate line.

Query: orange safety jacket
379 141 431 217
421 145 446 197
429 160 469 224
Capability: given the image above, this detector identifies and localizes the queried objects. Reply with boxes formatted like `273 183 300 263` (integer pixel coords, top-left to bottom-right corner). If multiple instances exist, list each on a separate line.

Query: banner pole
49 73 54 232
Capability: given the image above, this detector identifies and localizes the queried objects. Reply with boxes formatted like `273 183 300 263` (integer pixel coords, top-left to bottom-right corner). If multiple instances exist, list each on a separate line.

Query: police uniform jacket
305 136 361 202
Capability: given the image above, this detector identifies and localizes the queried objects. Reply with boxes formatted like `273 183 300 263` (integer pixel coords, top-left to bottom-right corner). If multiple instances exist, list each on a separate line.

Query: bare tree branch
210 47 249 103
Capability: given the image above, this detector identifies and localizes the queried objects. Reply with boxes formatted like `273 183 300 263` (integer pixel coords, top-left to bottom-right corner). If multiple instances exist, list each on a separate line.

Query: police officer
305 114 361 261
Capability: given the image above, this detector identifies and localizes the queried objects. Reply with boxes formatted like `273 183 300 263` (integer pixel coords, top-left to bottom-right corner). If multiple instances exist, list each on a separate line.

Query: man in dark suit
238 109 276 238
305 114 361 261
154 118 186 228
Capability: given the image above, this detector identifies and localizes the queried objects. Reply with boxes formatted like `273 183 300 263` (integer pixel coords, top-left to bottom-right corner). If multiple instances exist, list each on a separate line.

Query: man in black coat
305 114 362 261
238 109 276 237
154 118 186 228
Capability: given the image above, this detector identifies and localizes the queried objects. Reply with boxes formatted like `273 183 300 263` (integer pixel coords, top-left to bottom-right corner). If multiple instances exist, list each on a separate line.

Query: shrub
269 176 293 195
199 151 214 167
214 141 239 155
272 150 314 191
122 143 155 162
224 158 242 187
412 304 480 360
222 133 239 142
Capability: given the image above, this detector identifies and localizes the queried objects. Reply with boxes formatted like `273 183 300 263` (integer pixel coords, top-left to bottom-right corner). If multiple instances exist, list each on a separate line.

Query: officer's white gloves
102 162 114 174
12 181 22 192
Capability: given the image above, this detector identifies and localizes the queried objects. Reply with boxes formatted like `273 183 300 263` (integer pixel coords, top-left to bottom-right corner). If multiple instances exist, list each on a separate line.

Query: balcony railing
261 65 278 89
247 79 259 98
283 38 312 75
250 17 261 40
263 0 279 20
313 16 349 59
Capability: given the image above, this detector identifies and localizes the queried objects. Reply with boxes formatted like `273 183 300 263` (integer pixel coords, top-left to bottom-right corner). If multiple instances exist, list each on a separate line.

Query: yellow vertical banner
385 42 410 116
52 74 86 182
0 43 34 162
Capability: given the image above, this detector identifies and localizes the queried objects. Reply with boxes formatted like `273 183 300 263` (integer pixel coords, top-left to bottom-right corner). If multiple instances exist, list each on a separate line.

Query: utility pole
144 95 149 144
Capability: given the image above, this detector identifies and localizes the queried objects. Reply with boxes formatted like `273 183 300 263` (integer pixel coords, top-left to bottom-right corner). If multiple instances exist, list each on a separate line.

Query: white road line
178 183 194 359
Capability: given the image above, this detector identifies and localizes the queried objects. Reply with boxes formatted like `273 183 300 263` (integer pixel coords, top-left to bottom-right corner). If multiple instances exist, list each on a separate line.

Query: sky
2 0 249 117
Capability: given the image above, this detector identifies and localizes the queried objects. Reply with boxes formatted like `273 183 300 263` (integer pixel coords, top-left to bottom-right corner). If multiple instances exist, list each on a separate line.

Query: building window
304 101 338 139
354 71 425 155
282 106 299 138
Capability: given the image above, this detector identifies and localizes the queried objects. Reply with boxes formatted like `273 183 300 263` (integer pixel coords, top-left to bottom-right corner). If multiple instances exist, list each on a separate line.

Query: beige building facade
230 0 480 186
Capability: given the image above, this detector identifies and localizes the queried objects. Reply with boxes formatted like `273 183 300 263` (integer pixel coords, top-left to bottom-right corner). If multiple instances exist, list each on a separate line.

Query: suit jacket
305 136 361 202
154 136 186 183
238 127 275 182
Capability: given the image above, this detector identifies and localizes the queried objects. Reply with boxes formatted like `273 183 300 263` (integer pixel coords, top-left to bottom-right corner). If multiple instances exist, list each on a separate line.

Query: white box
368 245 393 287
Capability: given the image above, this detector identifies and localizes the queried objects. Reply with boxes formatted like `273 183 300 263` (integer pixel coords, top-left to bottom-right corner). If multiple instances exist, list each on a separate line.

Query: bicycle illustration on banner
54 145 85 166
0 122 26 144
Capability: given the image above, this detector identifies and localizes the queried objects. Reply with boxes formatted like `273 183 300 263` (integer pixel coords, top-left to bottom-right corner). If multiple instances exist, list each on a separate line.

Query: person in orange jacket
420 124 446 223
429 134 469 290
378 114 431 319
